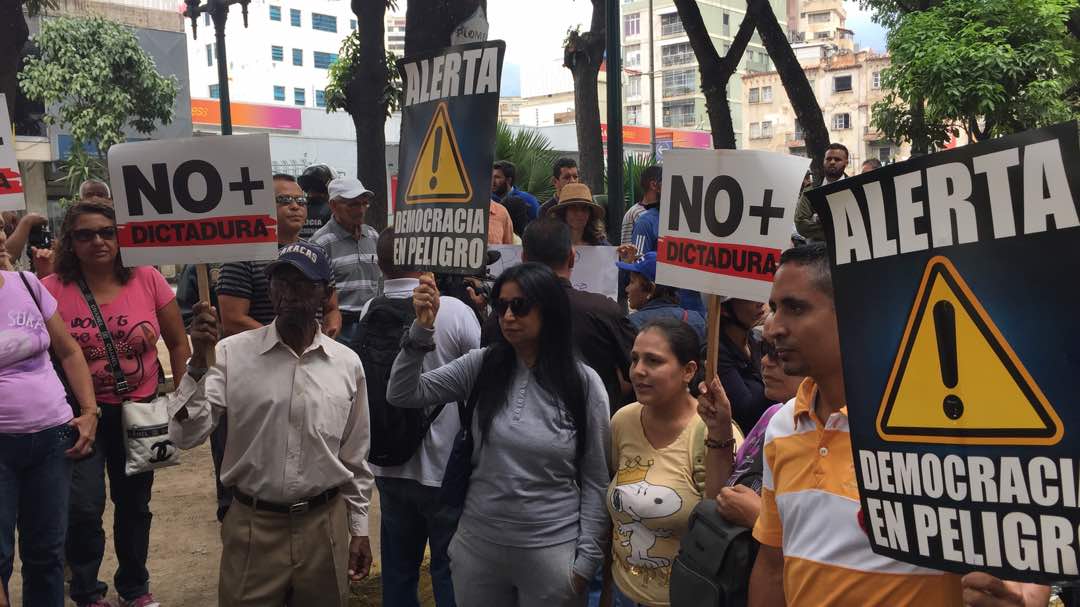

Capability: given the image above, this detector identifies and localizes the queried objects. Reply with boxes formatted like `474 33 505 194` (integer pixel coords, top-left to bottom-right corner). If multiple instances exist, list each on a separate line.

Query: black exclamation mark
429 126 443 190
933 300 964 420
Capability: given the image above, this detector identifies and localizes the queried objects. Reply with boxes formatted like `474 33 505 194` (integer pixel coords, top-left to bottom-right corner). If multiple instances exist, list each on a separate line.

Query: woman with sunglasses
606 318 741 607
0 214 97 606
388 263 611 607
41 201 189 607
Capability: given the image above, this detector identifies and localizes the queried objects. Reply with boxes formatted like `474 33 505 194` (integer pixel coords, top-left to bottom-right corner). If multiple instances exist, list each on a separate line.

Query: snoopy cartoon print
610 457 682 569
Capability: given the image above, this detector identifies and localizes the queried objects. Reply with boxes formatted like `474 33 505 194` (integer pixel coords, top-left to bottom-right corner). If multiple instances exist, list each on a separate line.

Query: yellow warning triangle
876 256 1063 446
404 101 473 205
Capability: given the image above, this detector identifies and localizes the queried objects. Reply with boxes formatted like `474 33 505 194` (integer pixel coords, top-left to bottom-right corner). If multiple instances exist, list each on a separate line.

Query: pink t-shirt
43 266 174 405
0 271 72 433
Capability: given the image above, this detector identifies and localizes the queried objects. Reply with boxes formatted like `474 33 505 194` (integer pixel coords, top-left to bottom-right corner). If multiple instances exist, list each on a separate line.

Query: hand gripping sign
392 40 505 275
0 94 25 212
807 122 1080 584
107 134 278 267
655 149 810 303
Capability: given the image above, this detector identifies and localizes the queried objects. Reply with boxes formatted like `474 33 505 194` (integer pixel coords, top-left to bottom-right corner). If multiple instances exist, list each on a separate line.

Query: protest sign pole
704 294 722 382
196 264 216 366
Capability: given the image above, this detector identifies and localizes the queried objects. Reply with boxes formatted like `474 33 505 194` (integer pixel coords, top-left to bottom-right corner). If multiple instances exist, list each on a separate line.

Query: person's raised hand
716 485 761 528
697 376 734 439
413 272 440 329
30 246 54 277
961 573 1049 607
189 300 220 368
617 243 639 263
21 212 48 228
348 535 372 582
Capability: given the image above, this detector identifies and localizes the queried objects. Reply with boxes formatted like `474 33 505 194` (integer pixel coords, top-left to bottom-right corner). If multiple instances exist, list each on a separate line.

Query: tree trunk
404 0 485 56
564 0 606 194
747 0 829 181
0 1 29 122
348 0 390 230
674 0 756 149
910 95 928 155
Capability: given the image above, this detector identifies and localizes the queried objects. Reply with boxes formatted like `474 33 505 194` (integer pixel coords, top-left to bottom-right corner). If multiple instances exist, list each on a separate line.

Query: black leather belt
233 487 339 515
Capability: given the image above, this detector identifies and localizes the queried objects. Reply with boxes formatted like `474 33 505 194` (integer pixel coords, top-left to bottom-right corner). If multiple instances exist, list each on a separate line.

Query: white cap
328 177 374 200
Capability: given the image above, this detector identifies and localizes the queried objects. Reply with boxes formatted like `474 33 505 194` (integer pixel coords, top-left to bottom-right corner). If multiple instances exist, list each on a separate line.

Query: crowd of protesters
0 153 1068 607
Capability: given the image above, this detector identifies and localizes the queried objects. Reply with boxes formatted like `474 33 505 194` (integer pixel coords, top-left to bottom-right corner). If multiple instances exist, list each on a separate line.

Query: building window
209 84 220 99
315 90 326 108
762 85 773 102
626 104 641 126
660 13 684 37
290 8 301 27
748 87 760 103
750 122 761 139
808 11 831 23
271 45 284 62
761 121 773 138
662 69 695 97
269 5 281 21
624 13 640 36
833 74 852 92
205 44 213 66
872 71 881 89
833 113 851 129
661 42 693 67
294 87 306 106
662 100 695 127
878 147 892 162
624 44 641 68
722 12 730 36
273 85 285 101
626 75 642 98
350 19 357 31
815 31 831 39
312 13 337 32
313 51 338 69
292 48 303 66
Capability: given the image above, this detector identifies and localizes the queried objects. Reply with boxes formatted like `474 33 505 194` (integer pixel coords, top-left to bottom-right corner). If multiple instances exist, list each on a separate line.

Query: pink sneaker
119 595 160 607
78 601 115 607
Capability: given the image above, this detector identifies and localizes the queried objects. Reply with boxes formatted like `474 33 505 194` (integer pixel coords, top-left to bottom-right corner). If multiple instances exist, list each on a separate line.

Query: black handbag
438 383 480 510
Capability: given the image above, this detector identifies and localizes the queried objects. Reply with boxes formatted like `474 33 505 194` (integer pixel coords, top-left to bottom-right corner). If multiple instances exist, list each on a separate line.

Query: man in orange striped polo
748 243 1049 607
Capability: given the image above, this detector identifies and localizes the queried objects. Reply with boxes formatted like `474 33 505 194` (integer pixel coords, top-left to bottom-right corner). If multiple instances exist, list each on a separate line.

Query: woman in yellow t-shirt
606 317 739 607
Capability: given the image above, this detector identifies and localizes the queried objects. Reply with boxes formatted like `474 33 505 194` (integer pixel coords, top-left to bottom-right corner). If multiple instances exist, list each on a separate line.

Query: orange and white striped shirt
752 379 963 606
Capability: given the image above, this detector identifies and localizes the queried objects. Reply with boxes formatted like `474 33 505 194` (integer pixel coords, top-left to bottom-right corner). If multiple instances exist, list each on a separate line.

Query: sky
484 0 887 97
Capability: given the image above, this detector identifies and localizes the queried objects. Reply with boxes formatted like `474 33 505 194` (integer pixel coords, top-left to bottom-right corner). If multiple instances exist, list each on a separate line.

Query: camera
27 224 53 257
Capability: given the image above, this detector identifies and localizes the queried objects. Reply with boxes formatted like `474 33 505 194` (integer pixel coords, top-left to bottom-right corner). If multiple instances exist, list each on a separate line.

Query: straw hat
548 183 606 220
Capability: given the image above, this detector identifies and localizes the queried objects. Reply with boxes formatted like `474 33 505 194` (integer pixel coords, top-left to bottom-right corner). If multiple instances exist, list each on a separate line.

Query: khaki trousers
218 494 350 607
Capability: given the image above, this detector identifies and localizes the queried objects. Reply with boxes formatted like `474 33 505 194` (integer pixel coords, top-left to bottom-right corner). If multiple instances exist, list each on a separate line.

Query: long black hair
475 262 588 462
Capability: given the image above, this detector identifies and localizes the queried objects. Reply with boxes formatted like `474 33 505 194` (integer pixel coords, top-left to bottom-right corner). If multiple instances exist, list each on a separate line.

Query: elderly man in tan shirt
169 242 374 607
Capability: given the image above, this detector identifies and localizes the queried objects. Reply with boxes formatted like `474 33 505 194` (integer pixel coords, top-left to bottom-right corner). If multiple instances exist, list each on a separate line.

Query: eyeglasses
71 227 117 242
761 340 778 362
337 197 371 209
276 195 309 207
493 297 534 317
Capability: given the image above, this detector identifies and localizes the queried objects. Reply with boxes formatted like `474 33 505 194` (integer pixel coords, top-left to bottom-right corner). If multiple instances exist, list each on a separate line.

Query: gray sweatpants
448 525 587 607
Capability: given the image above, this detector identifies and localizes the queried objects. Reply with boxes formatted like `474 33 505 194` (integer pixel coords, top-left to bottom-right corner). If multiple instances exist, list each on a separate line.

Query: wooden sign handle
195 263 216 367
705 294 722 383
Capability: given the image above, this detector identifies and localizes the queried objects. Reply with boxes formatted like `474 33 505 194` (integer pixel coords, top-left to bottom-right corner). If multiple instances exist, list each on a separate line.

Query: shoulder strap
76 277 132 394
689 417 707 494
18 272 42 311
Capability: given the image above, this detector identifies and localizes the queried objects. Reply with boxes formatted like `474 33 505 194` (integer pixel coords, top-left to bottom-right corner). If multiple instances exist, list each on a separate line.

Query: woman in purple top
0 218 98 606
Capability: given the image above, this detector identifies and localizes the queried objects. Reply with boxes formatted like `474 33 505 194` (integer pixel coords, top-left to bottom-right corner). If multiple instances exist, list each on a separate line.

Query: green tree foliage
324 31 401 118
19 16 177 193
874 0 1079 146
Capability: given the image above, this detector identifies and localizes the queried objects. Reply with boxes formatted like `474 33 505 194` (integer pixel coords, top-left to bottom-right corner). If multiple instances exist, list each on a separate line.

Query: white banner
107 134 278 267
0 94 25 212
489 244 619 301
655 149 810 302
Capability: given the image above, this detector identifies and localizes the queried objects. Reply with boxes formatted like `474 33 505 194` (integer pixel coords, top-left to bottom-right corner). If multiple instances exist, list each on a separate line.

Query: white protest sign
107 134 278 267
656 149 809 302
0 94 25 212
490 244 619 301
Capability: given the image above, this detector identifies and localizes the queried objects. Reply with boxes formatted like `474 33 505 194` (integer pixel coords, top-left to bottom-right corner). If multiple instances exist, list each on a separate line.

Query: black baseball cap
265 242 333 283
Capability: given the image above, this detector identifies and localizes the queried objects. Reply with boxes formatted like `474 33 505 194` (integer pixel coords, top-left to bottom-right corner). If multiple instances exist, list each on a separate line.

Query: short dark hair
493 160 516 185
640 165 662 190
273 173 296 181
861 158 882 170
376 226 395 276
522 218 572 268
779 242 833 298
552 157 577 180
826 143 849 159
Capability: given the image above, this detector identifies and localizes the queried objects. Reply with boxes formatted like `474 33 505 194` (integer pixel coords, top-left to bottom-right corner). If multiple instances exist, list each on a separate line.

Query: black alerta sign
807 122 1080 584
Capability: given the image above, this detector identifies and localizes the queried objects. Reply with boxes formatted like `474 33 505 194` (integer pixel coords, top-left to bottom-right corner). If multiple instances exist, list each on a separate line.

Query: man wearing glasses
311 177 381 348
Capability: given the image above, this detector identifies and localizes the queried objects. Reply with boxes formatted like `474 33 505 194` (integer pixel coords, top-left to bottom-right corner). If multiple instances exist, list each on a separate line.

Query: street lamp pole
183 0 252 137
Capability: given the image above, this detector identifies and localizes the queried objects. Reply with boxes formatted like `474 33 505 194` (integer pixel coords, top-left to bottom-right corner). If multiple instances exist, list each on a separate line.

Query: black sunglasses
761 340 778 362
493 297 534 317
276 195 309 207
71 227 117 242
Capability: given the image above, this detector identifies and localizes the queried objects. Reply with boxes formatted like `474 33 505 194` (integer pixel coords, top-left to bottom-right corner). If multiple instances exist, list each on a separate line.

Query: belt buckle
288 501 310 515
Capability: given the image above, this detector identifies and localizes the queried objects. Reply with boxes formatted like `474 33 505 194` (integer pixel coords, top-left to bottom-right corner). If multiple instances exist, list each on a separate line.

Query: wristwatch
82 407 102 419
705 436 737 450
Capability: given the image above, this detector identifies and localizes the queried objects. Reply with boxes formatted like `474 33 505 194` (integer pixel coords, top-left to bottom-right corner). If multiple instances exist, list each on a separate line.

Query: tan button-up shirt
167 323 373 536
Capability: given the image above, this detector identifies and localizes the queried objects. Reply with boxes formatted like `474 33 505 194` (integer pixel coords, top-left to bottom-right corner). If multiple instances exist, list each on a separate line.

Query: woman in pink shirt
0 215 97 606
41 201 189 607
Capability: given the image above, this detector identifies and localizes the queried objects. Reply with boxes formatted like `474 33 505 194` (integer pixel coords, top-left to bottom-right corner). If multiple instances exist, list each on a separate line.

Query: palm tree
494 122 560 203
